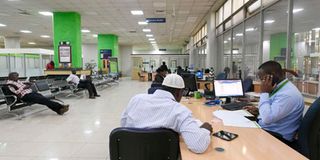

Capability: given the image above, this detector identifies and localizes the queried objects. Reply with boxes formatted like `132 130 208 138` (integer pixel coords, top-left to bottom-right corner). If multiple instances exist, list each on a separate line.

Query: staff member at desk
153 65 168 84
244 61 304 144
121 74 212 153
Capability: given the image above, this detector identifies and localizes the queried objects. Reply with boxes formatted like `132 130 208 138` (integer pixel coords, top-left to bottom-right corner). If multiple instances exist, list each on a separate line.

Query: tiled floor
0 78 150 160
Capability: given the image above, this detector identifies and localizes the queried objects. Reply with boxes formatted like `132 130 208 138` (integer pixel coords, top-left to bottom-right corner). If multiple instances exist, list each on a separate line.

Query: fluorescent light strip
40 35 50 38
93 34 98 38
131 10 143 15
236 33 243 37
264 20 275 24
312 28 320 31
142 29 151 32
246 28 255 32
20 30 32 33
146 34 153 37
28 42 36 45
0 23 6 27
38 11 53 16
293 8 304 13
148 38 155 41
81 29 90 33
138 21 148 25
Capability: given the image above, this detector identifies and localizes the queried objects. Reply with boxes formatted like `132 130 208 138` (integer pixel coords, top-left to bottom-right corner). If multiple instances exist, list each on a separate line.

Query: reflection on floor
0 78 150 160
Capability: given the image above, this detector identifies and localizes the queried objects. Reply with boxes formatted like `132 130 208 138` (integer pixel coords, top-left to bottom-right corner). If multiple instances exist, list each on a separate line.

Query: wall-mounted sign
100 49 112 59
146 18 166 23
58 41 71 63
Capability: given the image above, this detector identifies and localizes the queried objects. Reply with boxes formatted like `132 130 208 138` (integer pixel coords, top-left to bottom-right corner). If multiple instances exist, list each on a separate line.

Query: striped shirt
121 90 211 153
6 80 32 97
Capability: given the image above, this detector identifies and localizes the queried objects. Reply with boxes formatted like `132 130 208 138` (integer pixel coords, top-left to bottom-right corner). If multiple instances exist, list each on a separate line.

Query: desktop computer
214 80 249 110
181 73 198 96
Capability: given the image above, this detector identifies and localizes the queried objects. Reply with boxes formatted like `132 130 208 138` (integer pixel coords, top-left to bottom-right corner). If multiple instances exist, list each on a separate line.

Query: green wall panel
270 32 296 68
97 34 119 69
53 12 82 68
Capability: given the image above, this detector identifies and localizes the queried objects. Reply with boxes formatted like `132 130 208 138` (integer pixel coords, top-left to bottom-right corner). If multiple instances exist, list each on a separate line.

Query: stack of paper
213 110 260 128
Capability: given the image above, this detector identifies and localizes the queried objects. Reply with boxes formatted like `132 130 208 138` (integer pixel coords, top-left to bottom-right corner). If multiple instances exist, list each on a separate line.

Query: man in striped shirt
121 74 212 153
6 72 69 115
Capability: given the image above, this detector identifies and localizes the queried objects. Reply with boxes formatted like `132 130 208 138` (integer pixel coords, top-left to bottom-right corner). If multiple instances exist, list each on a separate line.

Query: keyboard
221 102 250 111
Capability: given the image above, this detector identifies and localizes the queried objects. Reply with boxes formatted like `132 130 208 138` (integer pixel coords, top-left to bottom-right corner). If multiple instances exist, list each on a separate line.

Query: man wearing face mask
244 61 304 145
121 74 212 153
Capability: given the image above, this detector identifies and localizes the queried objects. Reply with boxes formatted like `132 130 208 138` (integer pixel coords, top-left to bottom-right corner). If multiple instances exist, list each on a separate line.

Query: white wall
82 44 98 68
120 45 133 76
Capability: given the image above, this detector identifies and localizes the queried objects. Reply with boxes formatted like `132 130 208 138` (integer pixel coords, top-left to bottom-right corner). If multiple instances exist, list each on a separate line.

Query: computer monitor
195 71 203 79
214 80 244 97
181 73 198 95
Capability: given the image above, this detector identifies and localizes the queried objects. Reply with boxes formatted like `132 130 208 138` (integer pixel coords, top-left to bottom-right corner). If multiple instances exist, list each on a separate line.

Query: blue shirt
121 90 211 153
258 79 304 141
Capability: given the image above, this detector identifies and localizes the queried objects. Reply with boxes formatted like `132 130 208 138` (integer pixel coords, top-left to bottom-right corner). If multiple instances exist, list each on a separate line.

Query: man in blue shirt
245 61 304 144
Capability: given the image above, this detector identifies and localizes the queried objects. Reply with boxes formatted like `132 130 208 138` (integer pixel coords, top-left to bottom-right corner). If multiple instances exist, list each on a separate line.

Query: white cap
162 74 185 89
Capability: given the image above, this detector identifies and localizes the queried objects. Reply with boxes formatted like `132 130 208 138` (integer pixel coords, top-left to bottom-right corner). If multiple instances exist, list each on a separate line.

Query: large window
292 0 320 97
232 23 244 79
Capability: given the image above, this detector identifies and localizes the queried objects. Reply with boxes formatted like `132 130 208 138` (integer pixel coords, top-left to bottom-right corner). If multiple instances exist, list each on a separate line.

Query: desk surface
179 98 307 160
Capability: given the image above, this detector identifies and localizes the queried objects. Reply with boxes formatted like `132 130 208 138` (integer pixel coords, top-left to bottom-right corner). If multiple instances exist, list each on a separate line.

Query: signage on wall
146 18 166 23
100 49 112 59
58 41 71 63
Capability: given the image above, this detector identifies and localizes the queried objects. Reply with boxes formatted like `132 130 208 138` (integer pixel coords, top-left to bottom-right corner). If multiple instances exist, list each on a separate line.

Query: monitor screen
214 80 244 97
196 71 203 79
181 73 198 92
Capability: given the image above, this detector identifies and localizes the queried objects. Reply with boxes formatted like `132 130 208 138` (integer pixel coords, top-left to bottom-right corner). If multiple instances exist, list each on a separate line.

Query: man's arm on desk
179 112 211 154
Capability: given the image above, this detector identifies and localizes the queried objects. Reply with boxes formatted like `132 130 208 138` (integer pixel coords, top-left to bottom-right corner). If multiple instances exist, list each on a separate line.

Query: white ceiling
0 0 218 49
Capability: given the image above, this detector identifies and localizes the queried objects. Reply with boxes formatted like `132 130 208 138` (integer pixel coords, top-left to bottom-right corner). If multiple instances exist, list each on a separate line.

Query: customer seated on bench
6 72 69 115
66 69 100 99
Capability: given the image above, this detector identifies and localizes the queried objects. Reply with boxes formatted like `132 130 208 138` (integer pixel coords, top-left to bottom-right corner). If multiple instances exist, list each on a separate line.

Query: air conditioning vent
129 30 137 33
18 9 32 16
155 10 166 15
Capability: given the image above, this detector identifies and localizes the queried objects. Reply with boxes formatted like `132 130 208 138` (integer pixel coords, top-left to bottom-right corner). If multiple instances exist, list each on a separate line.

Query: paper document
213 110 260 128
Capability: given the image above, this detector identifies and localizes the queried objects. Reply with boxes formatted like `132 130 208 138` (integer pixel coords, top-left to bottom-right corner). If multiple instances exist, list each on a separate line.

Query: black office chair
243 78 253 92
296 97 320 160
109 127 180 160
216 72 226 80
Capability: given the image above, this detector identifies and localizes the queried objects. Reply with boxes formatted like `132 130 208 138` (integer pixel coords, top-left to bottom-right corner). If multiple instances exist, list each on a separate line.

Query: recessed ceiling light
236 33 243 37
131 10 143 15
148 38 155 41
93 34 98 38
28 42 36 45
138 21 148 25
142 29 151 32
224 41 228 44
312 28 320 31
38 11 53 16
150 41 156 44
0 23 7 27
81 29 90 33
246 28 255 32
293 8 304 13
20 30 32 33
146 34 153 37
40 35 50 38
264 20 275 24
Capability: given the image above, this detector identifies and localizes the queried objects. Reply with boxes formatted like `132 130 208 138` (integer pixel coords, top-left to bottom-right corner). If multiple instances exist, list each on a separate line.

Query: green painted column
270 32 296 68
53 12 82 68
97 34 119 69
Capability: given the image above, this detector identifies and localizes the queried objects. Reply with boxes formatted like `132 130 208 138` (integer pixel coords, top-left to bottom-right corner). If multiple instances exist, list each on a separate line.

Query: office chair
109 127 180 160
296 97 320 160
243 78 253 92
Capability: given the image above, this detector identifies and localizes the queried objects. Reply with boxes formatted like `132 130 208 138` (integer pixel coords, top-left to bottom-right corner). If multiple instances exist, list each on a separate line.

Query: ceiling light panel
142 29 151 32
0 23 7 27
131 10 143 15
38 11 53 16
20 30 32 33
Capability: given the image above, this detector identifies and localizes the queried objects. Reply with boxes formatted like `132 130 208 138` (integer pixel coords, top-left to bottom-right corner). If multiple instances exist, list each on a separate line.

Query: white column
206 12 218 70
188 37 196 69
4 37 21 48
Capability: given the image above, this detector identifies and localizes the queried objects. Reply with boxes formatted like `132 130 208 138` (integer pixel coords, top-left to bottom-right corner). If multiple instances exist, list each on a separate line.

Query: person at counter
66 69 100 99
121 74 212 153
153 65 168 85
46 61 55 70
6 72 69 115
244 61 304 145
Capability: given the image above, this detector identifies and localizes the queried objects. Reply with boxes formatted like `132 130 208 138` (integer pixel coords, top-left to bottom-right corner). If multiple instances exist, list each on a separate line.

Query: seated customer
244 61 304 144
121 74 212 153
152 65 168 85
66 69 100 99
6 72 69 115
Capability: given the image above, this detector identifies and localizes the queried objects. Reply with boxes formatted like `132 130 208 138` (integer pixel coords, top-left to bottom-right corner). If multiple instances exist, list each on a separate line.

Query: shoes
58 104 69 115
89 96 96 99
95 95 101 97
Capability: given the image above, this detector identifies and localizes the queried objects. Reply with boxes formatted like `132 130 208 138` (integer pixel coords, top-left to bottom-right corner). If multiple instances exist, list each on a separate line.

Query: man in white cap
121 74 212 153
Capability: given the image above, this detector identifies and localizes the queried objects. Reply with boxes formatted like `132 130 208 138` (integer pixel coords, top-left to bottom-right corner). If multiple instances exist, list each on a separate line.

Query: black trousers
21 92 63 113
77 80 98 97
